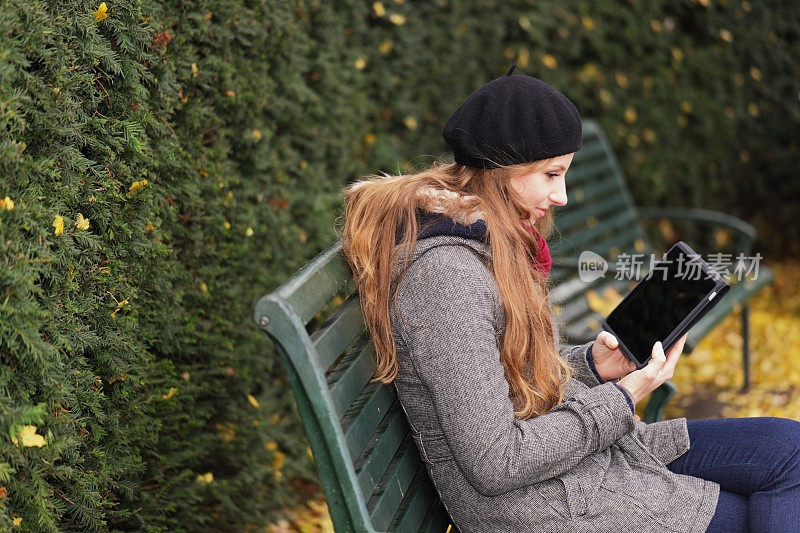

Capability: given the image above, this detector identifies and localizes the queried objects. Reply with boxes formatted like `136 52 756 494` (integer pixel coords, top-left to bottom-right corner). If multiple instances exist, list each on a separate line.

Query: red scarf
521 223 552 276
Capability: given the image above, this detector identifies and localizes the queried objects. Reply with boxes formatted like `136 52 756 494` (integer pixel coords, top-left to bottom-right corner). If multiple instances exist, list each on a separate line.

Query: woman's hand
591 331 637 382
617 333 688 406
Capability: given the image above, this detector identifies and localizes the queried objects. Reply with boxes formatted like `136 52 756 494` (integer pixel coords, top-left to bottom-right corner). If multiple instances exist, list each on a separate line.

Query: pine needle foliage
0 0 797 531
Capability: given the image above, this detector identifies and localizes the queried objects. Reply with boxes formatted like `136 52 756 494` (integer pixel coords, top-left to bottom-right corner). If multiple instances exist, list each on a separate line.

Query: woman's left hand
591 331 637 382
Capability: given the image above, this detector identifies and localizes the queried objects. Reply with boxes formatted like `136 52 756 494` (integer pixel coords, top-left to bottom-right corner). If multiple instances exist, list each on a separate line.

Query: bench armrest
636 206 757 256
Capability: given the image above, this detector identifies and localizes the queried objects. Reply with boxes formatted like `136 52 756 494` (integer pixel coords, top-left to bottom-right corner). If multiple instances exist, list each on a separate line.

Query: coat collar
413 185 486 226
392 186 493 279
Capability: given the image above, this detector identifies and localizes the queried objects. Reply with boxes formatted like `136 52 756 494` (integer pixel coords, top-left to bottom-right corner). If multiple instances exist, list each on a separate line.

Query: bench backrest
254 244 452 532
253 119 653 532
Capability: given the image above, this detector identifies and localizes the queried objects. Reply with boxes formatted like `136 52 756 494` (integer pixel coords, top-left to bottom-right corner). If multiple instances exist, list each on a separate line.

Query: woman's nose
549 181 568 206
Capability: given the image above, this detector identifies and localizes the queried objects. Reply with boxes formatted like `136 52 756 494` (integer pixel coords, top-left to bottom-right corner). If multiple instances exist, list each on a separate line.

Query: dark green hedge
0 0 797 530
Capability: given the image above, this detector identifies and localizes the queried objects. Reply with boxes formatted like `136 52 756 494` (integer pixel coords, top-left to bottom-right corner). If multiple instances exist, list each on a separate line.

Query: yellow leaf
372 2 385 16
624 107 637 124
53 215 64 236
388 13 405 25
379 39 393 54
541 54 558 69
196 472 214 484
266 441 278 451
247 394 260 408
108 372 128 384
75 213 90 230
191 63 199 77
0 196 13 210
94 2 109 22
13 517 22 526
403 116 417 130
127 179 149 198
162 387 178 400
246 227 254 237
11 425 47 447
354 57 367 70
110 298 129 319
273 450 286 470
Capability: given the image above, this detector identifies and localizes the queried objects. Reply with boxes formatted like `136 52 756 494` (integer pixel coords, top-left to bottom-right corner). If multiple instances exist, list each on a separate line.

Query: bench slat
551 210 641 258
571 137 605 162
366 434 420 530
354 402 409 507
421 502 453 533
563 158 615 186
554 195 628 233
389 465 439 533
328 337 378 419
342 382 397 464
312 293 366 371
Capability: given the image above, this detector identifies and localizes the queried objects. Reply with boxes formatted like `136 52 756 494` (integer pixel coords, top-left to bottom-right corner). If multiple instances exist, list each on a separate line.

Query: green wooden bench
253 118 773 531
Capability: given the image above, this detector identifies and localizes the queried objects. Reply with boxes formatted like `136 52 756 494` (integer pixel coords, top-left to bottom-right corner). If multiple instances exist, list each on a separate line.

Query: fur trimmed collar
414 186 486 226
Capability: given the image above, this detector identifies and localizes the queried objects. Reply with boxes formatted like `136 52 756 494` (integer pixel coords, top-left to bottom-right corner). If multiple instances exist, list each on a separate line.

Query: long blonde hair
337 158 572 420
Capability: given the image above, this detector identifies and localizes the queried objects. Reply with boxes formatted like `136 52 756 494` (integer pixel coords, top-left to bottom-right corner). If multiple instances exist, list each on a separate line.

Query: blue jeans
665 417 800 532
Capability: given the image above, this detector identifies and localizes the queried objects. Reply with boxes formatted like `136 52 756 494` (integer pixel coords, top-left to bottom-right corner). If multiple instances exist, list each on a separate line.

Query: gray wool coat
389 235 720 533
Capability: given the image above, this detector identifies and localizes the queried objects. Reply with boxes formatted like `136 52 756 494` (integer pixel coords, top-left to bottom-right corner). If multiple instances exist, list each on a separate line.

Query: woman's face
509 152 574 222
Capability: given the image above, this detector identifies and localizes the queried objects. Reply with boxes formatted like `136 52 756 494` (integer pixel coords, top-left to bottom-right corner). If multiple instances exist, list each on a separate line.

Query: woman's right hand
616 333 688 406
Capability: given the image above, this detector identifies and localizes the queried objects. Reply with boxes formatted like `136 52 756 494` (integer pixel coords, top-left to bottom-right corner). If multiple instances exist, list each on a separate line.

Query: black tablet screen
605 245 717 365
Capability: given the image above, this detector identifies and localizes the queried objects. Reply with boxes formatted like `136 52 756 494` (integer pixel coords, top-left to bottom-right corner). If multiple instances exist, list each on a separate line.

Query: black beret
442 64 582 169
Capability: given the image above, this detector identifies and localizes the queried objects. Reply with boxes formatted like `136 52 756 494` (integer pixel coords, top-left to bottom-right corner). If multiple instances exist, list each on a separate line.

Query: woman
339 64 800 532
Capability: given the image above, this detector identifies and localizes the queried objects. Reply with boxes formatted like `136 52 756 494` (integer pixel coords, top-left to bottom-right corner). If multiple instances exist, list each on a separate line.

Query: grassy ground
267 259 800 532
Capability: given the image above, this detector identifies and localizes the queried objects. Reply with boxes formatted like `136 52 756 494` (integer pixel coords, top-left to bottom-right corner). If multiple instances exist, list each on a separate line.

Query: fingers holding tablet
617 338 685 406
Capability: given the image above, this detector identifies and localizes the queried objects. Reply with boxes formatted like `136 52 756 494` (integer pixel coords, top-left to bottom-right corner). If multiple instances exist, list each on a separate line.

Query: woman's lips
535 207 546 217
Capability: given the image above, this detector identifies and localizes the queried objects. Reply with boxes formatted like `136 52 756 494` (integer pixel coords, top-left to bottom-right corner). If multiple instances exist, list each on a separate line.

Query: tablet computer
601 241 731 370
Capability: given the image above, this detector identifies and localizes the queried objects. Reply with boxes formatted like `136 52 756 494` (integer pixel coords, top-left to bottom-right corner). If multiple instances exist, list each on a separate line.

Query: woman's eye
546 172 560 180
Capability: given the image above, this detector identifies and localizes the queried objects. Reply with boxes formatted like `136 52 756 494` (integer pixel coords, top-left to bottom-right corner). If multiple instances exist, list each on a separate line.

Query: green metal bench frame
253 118 773 531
